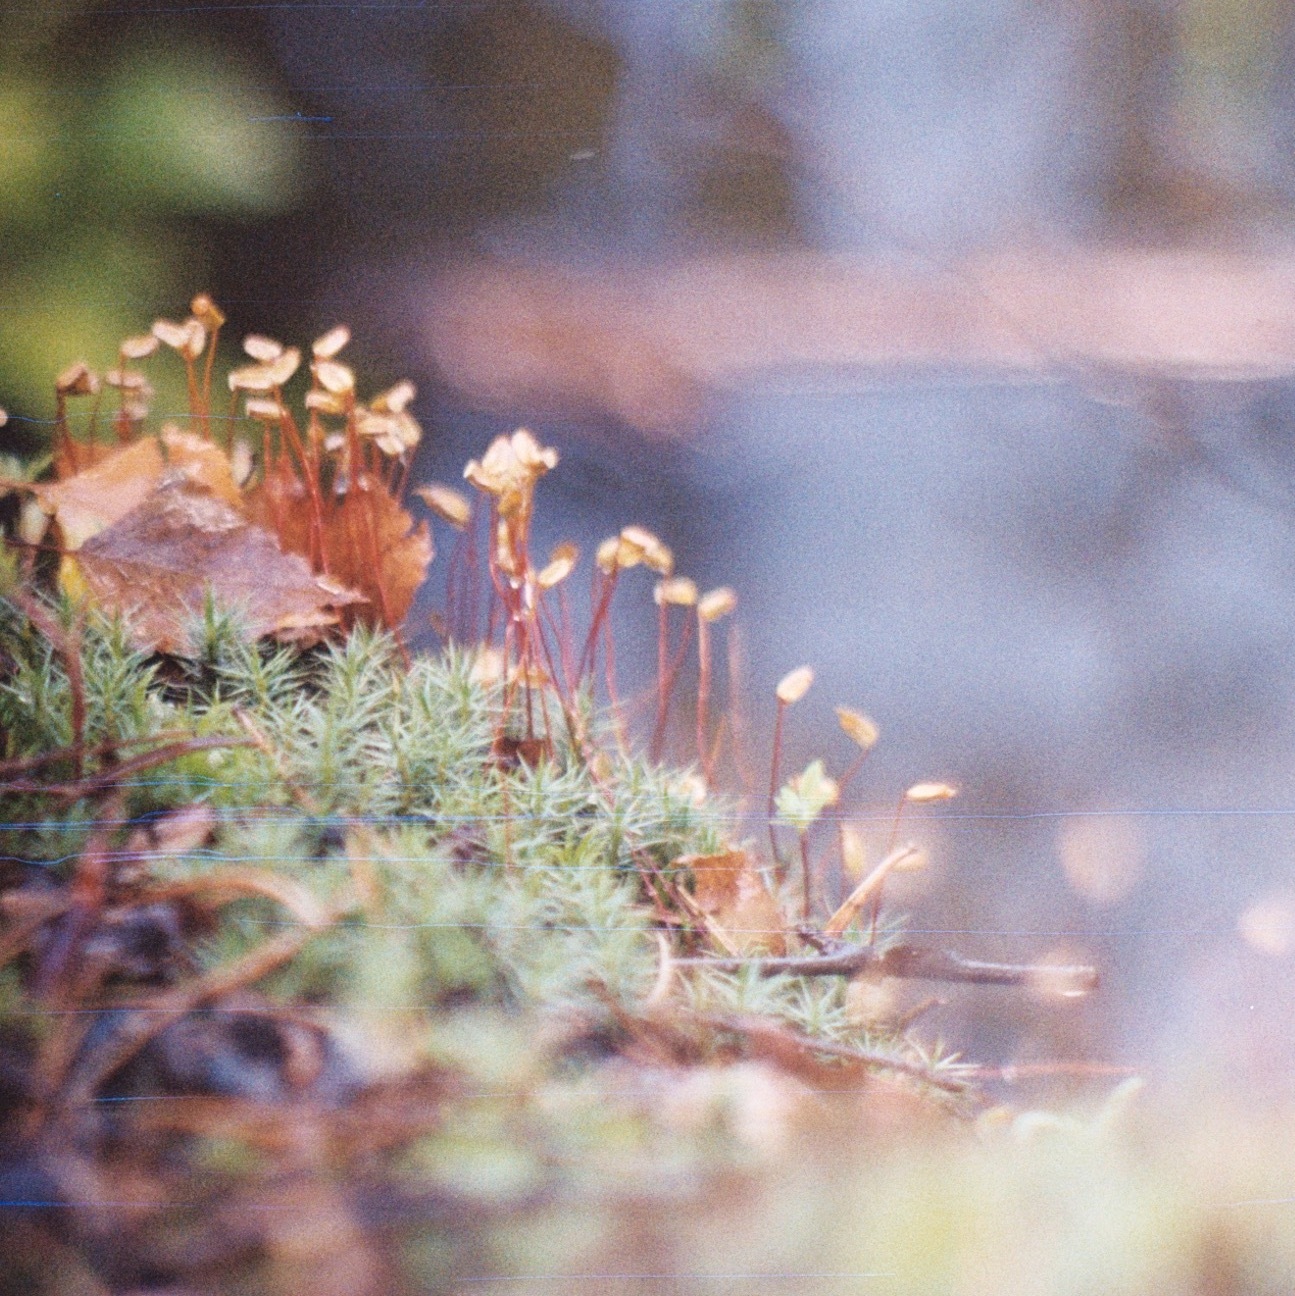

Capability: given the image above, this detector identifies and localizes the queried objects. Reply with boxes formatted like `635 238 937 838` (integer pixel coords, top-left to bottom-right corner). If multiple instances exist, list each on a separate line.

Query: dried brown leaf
251 469 433 629
73 479 363 653
160 427 242 506
680 849 786 956
34 436 166 549
315 481 432 627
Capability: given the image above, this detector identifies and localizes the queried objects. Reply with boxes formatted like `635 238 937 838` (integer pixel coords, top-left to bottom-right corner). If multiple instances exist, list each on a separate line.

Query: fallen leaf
251 467 432 630
160 427 242 506
680 849 786 955
34 437 165 549
74 478 363 653
35 432 243 554
246 456 313 561
322 477 432 628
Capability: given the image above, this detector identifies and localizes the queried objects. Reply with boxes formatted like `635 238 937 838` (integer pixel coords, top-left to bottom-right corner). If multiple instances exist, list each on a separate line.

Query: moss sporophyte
0 296 1103 1293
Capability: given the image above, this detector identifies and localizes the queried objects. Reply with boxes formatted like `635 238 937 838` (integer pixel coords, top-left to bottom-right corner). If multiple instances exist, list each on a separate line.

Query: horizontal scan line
11 803 1295 823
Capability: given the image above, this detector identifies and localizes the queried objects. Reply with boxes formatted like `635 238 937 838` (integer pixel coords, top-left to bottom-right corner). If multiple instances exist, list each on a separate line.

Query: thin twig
673 941 1099 991
2 735 255 800
0 727 197 779
695 1012 971 1094
767 697 787 872
60 927 316 1109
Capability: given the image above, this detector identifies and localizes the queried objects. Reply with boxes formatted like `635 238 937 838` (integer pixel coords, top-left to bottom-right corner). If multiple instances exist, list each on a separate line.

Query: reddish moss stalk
696 612 713 781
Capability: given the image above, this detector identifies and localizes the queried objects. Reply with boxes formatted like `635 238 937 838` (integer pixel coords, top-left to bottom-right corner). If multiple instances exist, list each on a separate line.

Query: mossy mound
0 608 970 1293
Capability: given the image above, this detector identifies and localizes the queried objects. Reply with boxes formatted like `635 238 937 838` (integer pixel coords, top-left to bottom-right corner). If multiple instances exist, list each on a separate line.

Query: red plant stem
885 792 908 854
650 614 696 761
260 427 286 542
357 481 395 629
443 529 465 638
579 568 619 682
344 409 364 485
464 513 481 642
725 623 756 793
767 698 787 872
538 598 575 700
483 506 507 647
706 711 730 786
498 617 518 736
557 584 575 690
392 453 411 501
535 606 582 752
535 668 554 750
54 395 77 473
602 615 628 753
800 832 813 921
113 401 132 443
652 602 669 762
112 349 131 442
183 355 205 438
0 727 197 780
521 622 537 741
2 736 256 801
305 410 324 477
663 617 696 693
226 388 240 451
201 321 221 420
85 386 103 451
835 748 876 799
806 759 876 913
499 771 516 875
870 791 913 943
521 612 558 748
961 1062 1138 1081
696 614 712 781
277 401 329 575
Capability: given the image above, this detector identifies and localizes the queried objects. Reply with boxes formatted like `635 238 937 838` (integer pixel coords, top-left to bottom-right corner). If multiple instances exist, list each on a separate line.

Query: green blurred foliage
0 8 307 444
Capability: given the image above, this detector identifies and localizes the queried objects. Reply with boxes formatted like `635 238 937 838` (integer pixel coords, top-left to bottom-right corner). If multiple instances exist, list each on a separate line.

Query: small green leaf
774 758 839 833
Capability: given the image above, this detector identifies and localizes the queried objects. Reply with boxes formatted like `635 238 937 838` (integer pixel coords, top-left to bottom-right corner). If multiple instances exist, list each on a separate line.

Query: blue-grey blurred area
392 1 1295 1087
700 371 1295 1083
11 0 1295 1087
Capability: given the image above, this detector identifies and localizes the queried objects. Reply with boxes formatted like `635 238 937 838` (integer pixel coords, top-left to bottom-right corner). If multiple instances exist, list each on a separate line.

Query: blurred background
6 0 1295 1094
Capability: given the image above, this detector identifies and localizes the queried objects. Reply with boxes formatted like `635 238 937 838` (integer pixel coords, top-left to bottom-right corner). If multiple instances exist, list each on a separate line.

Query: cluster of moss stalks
4 308 1287 1296
0 572 978 1293
0 302 979 1293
